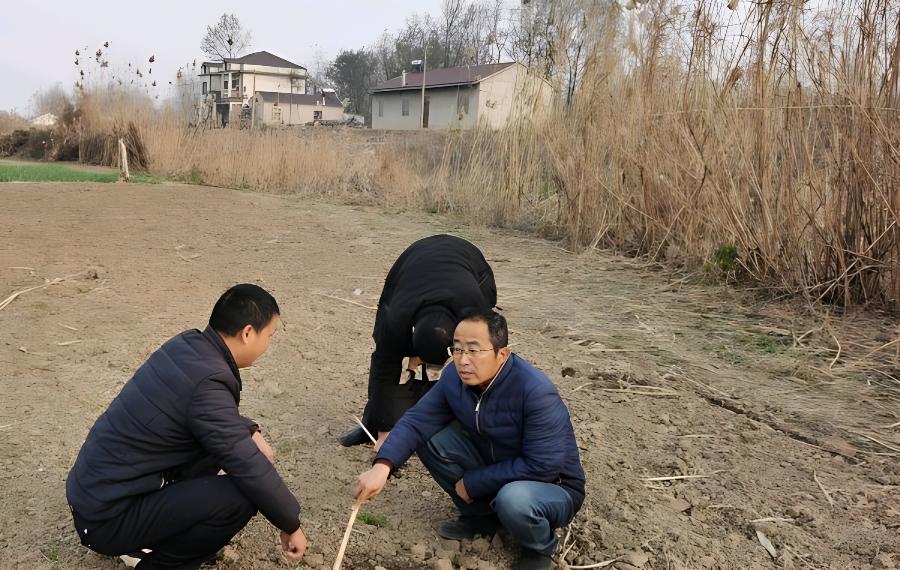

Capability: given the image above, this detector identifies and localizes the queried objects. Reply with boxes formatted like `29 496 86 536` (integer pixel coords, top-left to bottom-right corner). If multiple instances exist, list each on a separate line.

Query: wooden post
118 138 130 181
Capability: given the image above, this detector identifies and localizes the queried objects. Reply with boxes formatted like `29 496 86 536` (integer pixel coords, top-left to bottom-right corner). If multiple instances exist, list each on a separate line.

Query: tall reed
72 0 898 308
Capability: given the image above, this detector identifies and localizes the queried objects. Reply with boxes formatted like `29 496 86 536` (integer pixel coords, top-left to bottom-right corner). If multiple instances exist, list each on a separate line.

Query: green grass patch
0 162 163 184
42 539 62 570
0 163 118 183
130 173 163 184
356 511 388 527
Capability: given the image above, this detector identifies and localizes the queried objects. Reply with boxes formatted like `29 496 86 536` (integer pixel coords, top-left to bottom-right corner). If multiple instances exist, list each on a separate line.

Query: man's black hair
209 284 280 336
412 306 455 364
458 309 508 352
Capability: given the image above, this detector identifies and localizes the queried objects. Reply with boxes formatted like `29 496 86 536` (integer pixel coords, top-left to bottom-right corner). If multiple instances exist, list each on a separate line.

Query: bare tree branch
201 14 252 61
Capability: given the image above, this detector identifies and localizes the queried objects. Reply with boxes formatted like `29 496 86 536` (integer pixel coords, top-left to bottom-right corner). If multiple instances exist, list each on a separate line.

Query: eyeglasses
447 346 495 358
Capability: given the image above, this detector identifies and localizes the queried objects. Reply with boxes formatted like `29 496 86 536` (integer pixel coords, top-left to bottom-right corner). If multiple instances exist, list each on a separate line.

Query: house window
273 107 282 122
378 99 383 117
224 80 229 90
202 81 207 94
314 110 322 120
401 99 409 116
457 91 469 115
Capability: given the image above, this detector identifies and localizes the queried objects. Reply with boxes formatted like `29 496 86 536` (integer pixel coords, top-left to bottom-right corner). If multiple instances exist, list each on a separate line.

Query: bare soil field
1 182 898 570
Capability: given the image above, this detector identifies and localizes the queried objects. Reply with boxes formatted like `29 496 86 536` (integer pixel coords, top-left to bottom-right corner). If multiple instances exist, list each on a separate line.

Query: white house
370 62 552 130
30 113 58 127
249 90 344 127
198 51 343 127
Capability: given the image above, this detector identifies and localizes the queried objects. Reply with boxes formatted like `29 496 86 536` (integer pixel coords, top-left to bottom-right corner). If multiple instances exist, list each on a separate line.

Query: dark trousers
417 422 576 555
363 351 434 433
70 457 257 570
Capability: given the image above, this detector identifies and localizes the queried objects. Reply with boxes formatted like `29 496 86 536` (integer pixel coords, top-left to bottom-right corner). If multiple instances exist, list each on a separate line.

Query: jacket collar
202 326 243 390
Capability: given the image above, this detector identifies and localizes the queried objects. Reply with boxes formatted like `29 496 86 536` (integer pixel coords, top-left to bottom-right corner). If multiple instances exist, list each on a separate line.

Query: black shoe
514 549 552 570
436 515 500 540
338 426 369 447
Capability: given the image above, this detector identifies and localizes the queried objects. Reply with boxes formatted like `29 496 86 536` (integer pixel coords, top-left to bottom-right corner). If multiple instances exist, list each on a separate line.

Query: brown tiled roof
371 62 515 92
256 91 343 108
225 51 305 70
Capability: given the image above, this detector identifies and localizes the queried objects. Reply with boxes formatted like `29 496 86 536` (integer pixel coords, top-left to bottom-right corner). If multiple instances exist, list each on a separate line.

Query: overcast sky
1 0 446 114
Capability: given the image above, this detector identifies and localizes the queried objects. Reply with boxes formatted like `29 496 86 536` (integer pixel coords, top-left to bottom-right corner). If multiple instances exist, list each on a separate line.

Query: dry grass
436 0 900 309
70 0 899 310
142 122 363 193
0 111 28 135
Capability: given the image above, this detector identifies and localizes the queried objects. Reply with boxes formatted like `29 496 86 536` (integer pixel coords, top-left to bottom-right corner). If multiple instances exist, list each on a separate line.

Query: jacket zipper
473 359 508 435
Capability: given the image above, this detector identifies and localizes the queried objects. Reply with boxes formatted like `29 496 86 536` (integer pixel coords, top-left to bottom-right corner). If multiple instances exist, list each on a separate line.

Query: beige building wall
205 70 307 103
244 73 306 98
371 63 551 130
478 63 553 129
254 99 342 126
371 92 421 130
371 86 480 130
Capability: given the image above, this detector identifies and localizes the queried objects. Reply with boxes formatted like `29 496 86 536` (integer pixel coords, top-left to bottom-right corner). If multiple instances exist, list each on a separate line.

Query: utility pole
421 48 427 128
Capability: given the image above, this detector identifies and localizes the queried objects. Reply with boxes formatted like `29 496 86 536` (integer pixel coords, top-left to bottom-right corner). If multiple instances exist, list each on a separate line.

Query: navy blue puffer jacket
66 327 301 533
375 354 585 509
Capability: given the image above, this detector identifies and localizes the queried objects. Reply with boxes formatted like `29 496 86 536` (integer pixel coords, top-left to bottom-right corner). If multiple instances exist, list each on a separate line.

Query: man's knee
215 477 257 525
233 490 257 524
421 422 465 458
492 481 539 522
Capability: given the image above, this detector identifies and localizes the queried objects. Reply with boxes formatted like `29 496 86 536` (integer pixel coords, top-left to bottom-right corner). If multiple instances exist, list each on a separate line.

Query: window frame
457 90 470 115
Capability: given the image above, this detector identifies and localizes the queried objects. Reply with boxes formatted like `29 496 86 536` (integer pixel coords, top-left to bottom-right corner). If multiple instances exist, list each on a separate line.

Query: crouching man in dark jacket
353 311 585 570
66 284 306 569
340 234 497 450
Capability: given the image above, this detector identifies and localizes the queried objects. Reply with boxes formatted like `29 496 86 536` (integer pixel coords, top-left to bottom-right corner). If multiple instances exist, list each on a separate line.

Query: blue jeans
417 422 575 555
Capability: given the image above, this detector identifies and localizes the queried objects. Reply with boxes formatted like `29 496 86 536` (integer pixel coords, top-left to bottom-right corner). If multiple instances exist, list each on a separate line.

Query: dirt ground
1 181 898 570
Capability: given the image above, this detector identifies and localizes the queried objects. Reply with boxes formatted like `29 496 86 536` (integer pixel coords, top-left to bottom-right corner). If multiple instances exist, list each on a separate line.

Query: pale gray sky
1 0 445 115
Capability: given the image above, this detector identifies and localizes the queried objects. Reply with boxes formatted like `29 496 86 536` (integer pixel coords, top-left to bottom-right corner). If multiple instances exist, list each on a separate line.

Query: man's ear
240 324 255 344
497 346 511 364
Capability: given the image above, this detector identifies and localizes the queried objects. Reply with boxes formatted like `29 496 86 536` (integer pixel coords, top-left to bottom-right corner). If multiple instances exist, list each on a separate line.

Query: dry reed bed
71 0 898 313
433 0 900 310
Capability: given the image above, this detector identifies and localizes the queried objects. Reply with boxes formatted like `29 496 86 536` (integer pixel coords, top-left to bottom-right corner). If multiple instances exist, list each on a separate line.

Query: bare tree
373 32 401 81
507 0 556 76
506 0 616 103
439 0 466 67
31 84 72 117
484 0 509 63
200 14 252 61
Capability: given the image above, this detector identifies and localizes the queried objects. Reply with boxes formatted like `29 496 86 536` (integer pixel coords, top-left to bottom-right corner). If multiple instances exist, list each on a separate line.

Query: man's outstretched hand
353 462 391 504
280 527 307 562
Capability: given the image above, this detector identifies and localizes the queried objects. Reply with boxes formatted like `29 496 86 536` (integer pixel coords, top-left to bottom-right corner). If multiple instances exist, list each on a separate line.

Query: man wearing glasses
353 311 585 570
339 234 497 451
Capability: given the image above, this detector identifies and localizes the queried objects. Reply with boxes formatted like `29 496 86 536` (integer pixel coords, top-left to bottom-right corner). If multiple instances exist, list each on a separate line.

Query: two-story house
198 50 342 127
